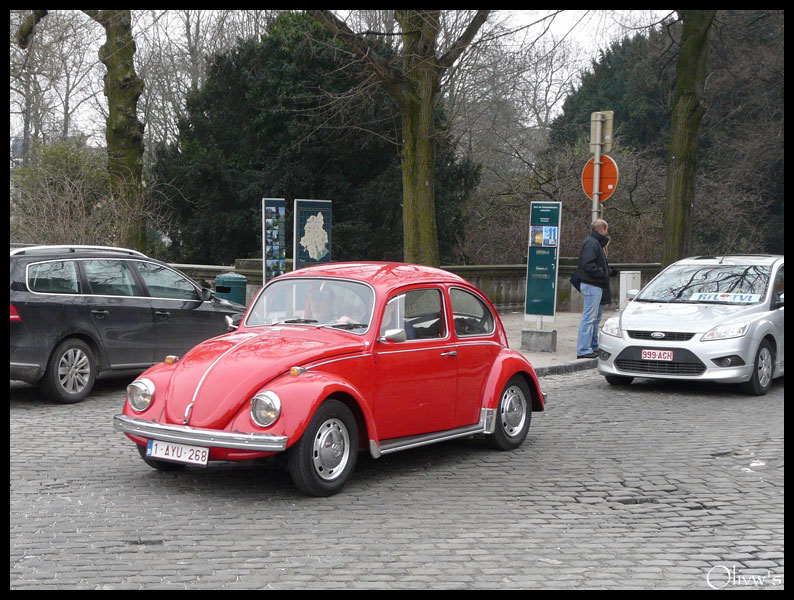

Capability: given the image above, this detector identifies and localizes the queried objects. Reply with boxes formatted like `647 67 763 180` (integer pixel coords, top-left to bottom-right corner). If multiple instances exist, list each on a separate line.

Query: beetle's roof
282 262 471 292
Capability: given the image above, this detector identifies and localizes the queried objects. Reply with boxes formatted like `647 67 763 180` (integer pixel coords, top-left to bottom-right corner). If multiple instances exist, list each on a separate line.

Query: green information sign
524 201 562 320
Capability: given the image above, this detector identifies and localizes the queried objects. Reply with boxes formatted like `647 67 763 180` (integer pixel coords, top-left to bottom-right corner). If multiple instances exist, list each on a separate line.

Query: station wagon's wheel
742 339 774 396
41 338 97 404
136 443 186 472
488 375 532 451
288 399 358 496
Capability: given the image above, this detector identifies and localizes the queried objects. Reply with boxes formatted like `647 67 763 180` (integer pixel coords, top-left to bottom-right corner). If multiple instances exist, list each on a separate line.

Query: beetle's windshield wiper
323 322 368 330
273 318 318 325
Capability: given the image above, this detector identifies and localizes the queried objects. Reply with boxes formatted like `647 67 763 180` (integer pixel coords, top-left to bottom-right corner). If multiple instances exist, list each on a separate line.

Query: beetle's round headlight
127 378 155 412
251 391 281 427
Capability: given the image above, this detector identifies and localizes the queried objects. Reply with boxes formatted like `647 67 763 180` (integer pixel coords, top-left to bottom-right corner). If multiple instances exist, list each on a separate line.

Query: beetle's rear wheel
487 375 532 450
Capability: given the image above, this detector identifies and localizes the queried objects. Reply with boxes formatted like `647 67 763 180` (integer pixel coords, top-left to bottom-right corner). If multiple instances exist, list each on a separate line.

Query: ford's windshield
636 264 770 305
245 278 374 333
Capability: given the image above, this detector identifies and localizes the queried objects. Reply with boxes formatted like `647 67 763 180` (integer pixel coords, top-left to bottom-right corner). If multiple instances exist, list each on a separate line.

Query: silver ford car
597 255 784 395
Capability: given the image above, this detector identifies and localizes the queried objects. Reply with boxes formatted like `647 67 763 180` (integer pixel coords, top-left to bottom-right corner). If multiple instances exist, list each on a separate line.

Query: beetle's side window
450 288 495 336
381 289 445 340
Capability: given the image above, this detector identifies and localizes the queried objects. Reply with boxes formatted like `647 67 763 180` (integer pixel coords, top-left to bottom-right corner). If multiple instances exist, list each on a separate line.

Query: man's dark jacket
578 229 611 304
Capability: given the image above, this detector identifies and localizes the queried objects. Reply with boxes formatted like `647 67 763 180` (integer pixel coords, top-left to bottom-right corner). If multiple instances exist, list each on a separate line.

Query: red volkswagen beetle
114 263 545 496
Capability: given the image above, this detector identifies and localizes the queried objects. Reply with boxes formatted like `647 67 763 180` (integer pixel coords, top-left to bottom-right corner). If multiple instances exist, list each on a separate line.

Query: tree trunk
662 10 715 267
395 10 442 266
84 10 147 250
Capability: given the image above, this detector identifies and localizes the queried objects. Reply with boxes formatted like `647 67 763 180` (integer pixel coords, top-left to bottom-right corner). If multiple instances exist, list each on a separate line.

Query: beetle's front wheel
288 399 358 496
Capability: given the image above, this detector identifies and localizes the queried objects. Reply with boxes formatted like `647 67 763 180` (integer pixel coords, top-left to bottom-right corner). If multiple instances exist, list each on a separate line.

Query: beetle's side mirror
378 328 406 343
225 313 243 331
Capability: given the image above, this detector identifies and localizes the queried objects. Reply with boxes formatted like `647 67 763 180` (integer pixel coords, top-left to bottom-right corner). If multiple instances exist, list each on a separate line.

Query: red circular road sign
582 154 619 202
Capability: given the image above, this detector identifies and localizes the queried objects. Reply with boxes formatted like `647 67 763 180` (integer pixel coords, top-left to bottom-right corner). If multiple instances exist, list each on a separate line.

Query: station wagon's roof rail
10 244 147 257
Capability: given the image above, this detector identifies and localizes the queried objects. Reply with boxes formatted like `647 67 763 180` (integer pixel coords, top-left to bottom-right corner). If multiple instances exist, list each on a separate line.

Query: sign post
587 111 614 223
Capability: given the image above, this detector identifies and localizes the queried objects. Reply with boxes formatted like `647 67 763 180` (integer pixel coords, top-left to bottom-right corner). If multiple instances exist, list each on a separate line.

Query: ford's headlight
601 315 621 338
702 322 751 341
251 391 281 427
127 378 155 412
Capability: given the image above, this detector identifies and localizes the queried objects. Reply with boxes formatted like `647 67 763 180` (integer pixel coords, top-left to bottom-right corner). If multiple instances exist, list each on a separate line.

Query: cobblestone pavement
10 371 784 590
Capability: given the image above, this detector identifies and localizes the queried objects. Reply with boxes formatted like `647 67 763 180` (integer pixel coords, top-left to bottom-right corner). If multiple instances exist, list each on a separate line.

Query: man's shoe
577 352 598 359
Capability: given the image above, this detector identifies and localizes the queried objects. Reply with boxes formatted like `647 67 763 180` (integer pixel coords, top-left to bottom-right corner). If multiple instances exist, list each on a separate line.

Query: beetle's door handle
440 350 457 357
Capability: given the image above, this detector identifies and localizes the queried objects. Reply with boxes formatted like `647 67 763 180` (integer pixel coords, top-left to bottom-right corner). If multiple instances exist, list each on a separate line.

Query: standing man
576 219 612 358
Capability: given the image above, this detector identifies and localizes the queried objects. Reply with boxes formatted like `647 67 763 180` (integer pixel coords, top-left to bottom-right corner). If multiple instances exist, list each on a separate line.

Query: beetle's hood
621 301 761 331
161 326 366 428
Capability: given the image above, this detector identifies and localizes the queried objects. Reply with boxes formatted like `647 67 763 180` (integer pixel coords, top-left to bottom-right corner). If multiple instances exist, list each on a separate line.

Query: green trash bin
215 272 247 306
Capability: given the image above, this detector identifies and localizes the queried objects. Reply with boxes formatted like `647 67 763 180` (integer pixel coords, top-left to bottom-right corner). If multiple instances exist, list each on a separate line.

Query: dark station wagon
10 245 245 403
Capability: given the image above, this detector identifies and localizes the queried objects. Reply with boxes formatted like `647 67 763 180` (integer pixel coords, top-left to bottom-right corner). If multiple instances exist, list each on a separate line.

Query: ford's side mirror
627 289 639 300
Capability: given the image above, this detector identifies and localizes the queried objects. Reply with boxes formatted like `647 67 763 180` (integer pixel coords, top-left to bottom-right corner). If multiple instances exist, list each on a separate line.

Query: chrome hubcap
757 347 773 388
500 385 527 438
312 418 350 481
57 348 90 394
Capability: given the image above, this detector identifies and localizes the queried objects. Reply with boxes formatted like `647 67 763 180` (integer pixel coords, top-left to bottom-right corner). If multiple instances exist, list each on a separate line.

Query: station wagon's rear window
28 261 79 294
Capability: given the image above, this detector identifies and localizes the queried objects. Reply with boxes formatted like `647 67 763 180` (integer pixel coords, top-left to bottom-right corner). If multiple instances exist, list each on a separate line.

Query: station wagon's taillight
10 303 21 322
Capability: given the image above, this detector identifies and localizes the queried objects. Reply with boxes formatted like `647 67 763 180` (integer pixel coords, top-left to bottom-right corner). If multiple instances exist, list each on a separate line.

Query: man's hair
592 218 608 232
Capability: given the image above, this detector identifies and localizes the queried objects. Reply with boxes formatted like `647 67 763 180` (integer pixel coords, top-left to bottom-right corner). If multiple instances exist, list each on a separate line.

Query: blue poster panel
262 198 286 283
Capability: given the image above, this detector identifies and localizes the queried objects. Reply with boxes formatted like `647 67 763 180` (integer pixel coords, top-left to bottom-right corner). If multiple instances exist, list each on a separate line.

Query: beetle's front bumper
113 414 288 452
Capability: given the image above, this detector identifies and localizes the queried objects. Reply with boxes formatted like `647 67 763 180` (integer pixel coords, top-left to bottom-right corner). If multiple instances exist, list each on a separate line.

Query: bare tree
308 9 490 267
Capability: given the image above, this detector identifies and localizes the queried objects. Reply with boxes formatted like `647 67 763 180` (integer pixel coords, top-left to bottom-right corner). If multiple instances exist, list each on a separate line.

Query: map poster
262 198 286 283
294 199 332 271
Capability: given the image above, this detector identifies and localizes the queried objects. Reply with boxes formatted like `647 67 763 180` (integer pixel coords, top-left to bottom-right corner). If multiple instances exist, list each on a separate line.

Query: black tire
136 443 187 472
605 374 634 386
488 375 532 451
41 338 97 404
288 399 358 497
742 339 774 396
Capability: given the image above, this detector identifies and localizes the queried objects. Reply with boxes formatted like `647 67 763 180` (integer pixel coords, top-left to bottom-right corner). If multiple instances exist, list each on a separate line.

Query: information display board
524 201 562 320
293 199 332 271
262 198 286 283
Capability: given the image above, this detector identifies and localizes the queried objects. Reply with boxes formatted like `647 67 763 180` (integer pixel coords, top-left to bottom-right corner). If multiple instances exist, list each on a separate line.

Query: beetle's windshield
636 264 770 305
245 278 374 333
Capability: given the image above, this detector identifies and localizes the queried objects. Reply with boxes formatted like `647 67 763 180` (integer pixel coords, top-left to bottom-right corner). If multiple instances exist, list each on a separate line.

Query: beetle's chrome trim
113 414 288 452
376 344 456 356
304 353 370 371
369 408 496 458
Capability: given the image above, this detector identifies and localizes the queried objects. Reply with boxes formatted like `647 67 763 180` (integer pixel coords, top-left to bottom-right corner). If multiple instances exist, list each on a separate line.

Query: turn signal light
10 303 21 322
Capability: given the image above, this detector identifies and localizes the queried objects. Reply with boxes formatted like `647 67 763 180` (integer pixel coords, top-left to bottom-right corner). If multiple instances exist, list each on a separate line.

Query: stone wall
175 258 662 312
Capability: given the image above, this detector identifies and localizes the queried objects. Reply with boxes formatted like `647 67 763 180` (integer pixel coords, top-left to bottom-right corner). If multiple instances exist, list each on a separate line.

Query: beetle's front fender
482 348 545 412
229 370 377 451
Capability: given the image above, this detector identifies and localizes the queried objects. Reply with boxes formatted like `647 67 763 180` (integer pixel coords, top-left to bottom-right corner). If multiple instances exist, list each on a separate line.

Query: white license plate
641 349 674 361
146 439 209 466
